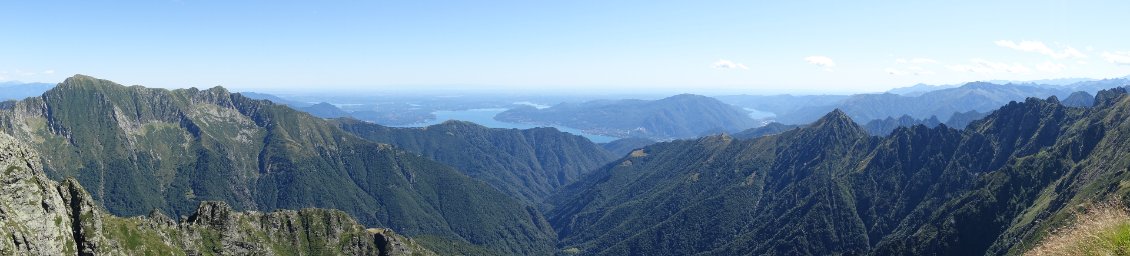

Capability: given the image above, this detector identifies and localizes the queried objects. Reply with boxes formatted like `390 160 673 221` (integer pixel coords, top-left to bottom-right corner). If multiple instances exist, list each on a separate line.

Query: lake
390 108 620 143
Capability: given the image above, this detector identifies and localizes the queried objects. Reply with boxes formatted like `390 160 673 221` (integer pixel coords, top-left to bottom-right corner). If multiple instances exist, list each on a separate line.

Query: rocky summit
0 132 433 255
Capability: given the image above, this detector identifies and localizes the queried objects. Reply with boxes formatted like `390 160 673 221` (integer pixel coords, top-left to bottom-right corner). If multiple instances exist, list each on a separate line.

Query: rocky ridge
0 132 433 255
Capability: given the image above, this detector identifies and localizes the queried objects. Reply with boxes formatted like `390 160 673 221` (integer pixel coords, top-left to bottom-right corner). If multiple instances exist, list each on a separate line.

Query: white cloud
947 58 1031 74
804 56 836 70
712 59 748 70
0 69 58 81
1036 61 1066 73
897 58 938 64
1063 47 1086 58
1102 51 1130 65
994 40 1087 59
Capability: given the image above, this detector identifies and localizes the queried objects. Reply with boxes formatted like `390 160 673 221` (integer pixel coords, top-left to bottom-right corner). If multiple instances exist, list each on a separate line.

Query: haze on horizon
2 0 1129 95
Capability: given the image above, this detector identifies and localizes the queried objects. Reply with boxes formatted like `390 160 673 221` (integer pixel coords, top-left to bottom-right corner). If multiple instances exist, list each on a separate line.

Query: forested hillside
334 119 617 205
0 75 554 255
548 87 1130 255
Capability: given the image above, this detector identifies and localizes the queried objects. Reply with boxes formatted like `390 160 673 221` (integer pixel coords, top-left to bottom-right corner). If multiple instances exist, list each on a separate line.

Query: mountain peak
1095 87 1128 107
960 81 998 89
806 109 866 138
1062 91 1096 108
59 74 116 89
204 85 230 94
63 74 97 82
662 93 710 101
819 109 852 122
435 119 488 129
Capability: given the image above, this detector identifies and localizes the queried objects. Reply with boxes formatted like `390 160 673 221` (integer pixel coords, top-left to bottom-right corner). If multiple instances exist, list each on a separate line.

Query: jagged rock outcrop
0 133 77 255
177 201 434 255
0 132 434 255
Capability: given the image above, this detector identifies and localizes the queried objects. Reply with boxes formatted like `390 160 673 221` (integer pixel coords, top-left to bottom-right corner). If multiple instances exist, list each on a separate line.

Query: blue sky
2 0 1128 94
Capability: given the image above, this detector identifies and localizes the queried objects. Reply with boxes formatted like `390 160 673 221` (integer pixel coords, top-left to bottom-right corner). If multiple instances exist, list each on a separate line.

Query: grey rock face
0 132 434 255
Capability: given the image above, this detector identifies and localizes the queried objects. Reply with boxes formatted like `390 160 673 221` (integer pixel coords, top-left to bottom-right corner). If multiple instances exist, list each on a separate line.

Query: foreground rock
0 133 433 255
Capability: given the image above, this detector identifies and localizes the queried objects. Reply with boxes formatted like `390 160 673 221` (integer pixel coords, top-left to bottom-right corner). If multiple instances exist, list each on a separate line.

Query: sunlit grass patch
1027 203 1130 256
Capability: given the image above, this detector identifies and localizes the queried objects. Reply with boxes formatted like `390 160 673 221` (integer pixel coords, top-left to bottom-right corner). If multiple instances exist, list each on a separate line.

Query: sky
1 0 1129 94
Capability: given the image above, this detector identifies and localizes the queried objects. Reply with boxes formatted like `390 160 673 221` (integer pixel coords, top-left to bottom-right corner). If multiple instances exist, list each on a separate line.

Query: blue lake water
743 108 777 119
390 108 619 143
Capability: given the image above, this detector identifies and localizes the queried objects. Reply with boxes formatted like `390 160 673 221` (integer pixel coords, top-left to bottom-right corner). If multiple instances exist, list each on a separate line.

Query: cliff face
0 132 76 255
0 132 433 255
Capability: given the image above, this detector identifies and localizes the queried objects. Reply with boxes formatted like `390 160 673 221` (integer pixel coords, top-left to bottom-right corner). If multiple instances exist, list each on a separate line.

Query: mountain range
546 87 1130 255
718 78 1130 126
0 75 555 255
495 94 760 140
239 92 358 119
0 81 55 101
3 74 1130 255
774 82 1073 124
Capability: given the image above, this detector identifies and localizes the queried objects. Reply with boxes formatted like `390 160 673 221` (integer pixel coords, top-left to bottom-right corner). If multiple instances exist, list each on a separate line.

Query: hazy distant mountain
0 81 54 100
1064 78 1130 93
886 83 959 96
240 92 356 119
547 88 1130 255
887 78 1101 97
774 82 1074 124
732 122 801 139
714 94 849 118
300 102 353 118
742 112 980 138
721 78 1129 129
986 77 1096 86
0 75 555 255
238 91 312 107
944 109 989 129
496 94 759 140
1062 91 1095 107
350 109 437 126
862 114 942 136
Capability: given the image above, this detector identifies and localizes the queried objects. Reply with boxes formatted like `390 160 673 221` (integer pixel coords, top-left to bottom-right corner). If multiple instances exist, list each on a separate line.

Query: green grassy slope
335 119 617 206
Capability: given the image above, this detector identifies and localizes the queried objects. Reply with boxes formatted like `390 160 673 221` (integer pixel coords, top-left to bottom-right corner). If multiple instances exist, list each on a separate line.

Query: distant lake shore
388 108 619 143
